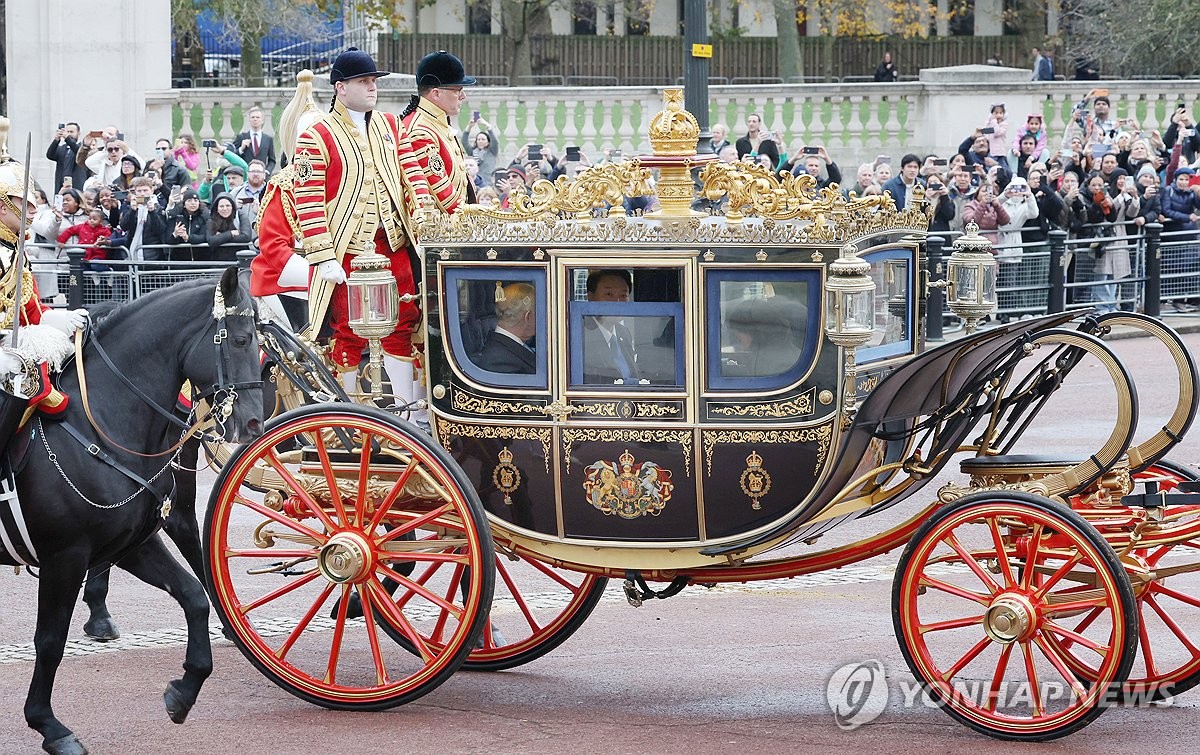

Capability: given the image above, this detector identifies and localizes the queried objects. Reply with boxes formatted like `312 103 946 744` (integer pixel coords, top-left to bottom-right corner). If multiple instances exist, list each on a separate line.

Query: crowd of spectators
37 88 1200 313
34 119 273 299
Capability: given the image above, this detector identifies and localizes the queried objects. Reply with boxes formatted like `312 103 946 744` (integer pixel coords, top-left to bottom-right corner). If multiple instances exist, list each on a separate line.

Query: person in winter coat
207 193 253 262
996 176 1041 317
1075 172 1120 306
1097 172 1141 311
961 182 1011 244
1157 166 1200 308
167 188 210 262
56 207 113 272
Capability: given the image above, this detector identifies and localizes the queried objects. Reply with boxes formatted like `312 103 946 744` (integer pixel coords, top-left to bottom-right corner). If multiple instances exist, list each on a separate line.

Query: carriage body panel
418 208 929 569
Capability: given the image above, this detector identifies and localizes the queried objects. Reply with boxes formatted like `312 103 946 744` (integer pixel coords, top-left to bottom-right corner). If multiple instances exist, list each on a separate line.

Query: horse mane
88 276 219 337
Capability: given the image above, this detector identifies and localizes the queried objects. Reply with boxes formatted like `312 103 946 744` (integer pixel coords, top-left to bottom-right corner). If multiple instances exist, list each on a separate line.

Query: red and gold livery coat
401 99 470 214
249 165 305 298
1 239 67 419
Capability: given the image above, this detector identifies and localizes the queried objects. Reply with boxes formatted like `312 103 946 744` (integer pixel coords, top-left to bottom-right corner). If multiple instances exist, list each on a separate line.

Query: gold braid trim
0 265 39 329
256 165 302 241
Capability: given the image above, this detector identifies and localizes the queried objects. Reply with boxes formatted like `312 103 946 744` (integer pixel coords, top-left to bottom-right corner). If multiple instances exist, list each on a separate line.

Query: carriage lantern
823 242 876 349
346 249 399 397
945 222 998 333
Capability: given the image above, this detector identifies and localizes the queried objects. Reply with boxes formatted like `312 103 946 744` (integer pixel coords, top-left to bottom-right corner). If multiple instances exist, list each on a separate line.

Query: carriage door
551 256 698 543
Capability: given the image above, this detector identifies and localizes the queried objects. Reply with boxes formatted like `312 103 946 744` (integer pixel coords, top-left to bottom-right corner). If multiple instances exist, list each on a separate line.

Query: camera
202 139 219 149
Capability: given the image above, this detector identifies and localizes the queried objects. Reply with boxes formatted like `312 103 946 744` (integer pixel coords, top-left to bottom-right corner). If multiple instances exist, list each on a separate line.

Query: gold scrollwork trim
436 418 553 474
702 423 833 477
575 402 618 418
709 388 815 419
451 389 544 416
561 428 692 477
635 403 681 418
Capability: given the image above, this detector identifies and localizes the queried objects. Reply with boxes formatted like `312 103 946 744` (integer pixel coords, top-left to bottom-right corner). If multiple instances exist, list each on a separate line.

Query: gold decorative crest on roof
647 88 700 157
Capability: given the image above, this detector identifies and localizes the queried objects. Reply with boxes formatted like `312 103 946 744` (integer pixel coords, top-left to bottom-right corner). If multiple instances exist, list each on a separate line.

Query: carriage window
568 267 684 389
706 269 820 390
443 268 547 389
859 248 915 363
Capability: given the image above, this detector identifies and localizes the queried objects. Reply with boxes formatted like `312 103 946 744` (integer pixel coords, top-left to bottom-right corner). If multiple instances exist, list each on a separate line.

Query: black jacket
236 131 276 173
116 201 169 260
167 207 210 261
478 331 535 374
734 135 780 167
45 137 90 193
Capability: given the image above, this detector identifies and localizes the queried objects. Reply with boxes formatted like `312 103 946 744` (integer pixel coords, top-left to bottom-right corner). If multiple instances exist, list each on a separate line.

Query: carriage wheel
204 403 494 710
893 491 1137 741
1052 459 1200 703
377 548 608 672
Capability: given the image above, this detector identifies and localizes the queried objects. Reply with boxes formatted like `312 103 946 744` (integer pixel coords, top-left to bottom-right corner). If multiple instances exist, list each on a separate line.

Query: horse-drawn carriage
194 90 1200 742
8 90 1199 752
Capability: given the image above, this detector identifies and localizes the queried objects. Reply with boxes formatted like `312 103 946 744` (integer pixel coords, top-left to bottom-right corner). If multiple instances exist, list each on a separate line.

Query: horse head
184 266 264 443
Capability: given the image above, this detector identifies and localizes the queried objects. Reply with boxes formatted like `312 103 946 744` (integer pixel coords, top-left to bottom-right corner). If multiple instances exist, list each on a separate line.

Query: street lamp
824 242 877 412
346 249 399 398
945 222 998 334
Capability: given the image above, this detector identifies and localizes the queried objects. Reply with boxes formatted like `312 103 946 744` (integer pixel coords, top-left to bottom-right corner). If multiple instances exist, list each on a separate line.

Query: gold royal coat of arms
583 449 673 519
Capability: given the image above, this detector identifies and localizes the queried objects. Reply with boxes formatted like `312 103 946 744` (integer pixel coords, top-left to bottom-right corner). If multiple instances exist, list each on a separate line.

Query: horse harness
39 285 261 520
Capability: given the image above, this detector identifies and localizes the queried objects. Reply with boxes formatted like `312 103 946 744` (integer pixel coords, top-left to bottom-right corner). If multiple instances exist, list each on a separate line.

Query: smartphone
57 122 65 130
610 149 623 160
932 157 948 167
202 139 219 149
1090 143 1108 158
53 194 63 212
116 131 125 141
980 127 995 135
240 196 255 204
472 110 480 121
877 155 891 164
1059 149 1074 158
1183 128 1197 138
565 145 581 162
114 190 129 201
802 146 820 155
62 176 73 188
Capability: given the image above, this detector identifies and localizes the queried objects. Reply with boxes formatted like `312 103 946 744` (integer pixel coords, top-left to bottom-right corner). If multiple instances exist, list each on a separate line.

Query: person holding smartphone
1164 105 1200 166
465 109 499 178
982 103 1009 158
46 121 89 192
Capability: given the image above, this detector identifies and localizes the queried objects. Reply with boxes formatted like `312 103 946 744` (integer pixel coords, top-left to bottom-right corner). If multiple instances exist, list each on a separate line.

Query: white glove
316 259 347 284
41 308 88 335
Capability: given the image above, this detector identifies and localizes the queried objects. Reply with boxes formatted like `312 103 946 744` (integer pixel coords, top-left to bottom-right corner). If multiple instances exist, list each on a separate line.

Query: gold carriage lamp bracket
926 222 998 334
824 242 875 417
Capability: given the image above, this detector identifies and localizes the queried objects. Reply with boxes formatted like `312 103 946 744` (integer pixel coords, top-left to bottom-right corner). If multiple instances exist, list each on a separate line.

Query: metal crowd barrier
926 222 1199 339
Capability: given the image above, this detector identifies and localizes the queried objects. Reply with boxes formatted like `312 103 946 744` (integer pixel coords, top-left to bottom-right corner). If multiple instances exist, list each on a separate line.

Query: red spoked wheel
1054 458 1200 703
204 403 494 710
377 547 608 672
893 491 1137 741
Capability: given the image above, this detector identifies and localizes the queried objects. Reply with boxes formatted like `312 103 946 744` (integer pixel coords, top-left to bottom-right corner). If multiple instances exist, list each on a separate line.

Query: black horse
4 267 263 755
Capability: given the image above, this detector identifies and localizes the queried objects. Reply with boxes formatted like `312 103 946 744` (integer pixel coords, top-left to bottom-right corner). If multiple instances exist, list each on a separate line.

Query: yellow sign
691 43 713 59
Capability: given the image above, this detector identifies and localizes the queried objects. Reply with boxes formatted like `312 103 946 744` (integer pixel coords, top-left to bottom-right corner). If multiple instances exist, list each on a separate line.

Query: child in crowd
57 207 114 272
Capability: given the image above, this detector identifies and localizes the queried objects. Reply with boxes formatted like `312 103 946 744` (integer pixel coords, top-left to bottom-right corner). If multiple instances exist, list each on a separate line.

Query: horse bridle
77 283 263 458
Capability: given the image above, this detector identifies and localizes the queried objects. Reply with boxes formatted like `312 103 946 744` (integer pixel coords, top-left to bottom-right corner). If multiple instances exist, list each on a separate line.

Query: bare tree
1061 0 1200 77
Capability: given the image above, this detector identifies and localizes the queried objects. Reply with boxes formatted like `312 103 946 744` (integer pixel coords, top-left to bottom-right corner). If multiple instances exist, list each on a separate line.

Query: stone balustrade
146 76 1200 171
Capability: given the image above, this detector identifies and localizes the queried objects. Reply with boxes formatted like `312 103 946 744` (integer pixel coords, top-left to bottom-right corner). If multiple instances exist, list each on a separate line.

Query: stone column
5 0 171 190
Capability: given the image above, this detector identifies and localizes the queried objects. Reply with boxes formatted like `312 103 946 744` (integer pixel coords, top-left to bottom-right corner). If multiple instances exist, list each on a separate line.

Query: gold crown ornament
647 88 700 157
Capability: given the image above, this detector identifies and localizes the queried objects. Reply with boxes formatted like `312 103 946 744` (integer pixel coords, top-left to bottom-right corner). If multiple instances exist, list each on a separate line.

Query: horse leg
164 437 203 581
116 534 212 725
25 557 90 755
79 567 120 641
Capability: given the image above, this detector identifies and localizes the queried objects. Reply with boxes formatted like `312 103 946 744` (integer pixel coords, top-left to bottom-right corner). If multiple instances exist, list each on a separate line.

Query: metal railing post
66 248 85 309
925 235 946 341
236 249 255 271
1047 230 1067 314
1144 222 1162 318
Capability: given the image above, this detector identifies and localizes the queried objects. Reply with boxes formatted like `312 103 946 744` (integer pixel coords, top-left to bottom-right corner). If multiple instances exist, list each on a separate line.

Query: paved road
2 330 1200 753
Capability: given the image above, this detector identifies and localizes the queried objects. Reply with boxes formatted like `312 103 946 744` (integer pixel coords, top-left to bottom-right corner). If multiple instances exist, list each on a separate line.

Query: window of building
467 0 492 34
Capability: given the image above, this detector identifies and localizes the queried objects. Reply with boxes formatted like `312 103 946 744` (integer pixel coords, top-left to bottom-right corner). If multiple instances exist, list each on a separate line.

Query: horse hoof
83 618 120 642
163 681 193 724
329 591 364 620
43 734 88 755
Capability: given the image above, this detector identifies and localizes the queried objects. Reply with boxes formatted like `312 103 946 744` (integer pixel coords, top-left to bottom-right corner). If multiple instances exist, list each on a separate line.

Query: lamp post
345 249 399 398
824 242 876 412
682 0 712 155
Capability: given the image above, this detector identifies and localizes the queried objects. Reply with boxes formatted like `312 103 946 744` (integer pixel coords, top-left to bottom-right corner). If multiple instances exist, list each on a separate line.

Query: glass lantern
946 222 998 333
346 250 399 397
824 242 876 349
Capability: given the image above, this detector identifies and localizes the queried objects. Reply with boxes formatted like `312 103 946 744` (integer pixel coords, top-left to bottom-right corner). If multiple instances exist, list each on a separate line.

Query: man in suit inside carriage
478 282 536 374
581 269 640 385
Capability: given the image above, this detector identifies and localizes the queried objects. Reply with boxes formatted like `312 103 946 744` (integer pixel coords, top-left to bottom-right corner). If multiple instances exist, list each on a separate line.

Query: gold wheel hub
318 532 373 584
983 594 1036 644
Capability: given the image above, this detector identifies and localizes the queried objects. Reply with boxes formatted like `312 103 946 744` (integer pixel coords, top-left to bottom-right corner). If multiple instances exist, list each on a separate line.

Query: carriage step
959 454 1083 475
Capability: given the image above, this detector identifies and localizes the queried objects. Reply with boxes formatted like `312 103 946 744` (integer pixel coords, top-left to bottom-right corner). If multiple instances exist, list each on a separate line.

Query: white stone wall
5 0 172 191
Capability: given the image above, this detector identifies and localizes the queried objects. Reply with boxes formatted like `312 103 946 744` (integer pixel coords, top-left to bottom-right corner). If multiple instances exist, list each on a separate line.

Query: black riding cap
416 50 477 88
330 47 390 85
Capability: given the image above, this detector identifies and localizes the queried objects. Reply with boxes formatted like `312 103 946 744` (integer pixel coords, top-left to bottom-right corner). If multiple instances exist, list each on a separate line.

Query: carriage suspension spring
622 571 691 607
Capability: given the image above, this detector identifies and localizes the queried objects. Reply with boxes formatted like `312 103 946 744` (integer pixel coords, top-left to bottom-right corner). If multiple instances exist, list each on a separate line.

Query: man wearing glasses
401 50 478 212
